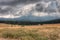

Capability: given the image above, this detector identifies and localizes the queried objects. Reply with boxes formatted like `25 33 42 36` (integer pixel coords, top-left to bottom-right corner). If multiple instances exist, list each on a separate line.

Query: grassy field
0 23 60 40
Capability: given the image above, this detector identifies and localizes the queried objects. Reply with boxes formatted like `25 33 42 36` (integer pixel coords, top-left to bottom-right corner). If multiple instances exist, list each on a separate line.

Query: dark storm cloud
0 7 11 13
0 0 16 5
0 0 42 15
0 0 59 15
44 8 57 13
35 0 60 13
35 3 44 12
0 0 42 5
0 7 12 15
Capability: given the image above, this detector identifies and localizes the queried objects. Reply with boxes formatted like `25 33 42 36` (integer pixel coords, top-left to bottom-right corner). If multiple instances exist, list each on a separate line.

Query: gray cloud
0 0 42 15
35 3 45 12
0 6 13 15
0 0 60 22
35 0 60 13
0 0 42 5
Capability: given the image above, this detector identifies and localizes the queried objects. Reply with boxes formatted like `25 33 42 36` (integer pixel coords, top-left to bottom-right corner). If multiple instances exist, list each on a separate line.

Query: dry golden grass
0 23 60 40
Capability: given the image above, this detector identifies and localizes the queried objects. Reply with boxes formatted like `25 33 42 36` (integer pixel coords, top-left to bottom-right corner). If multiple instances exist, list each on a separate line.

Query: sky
0 0 60 22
